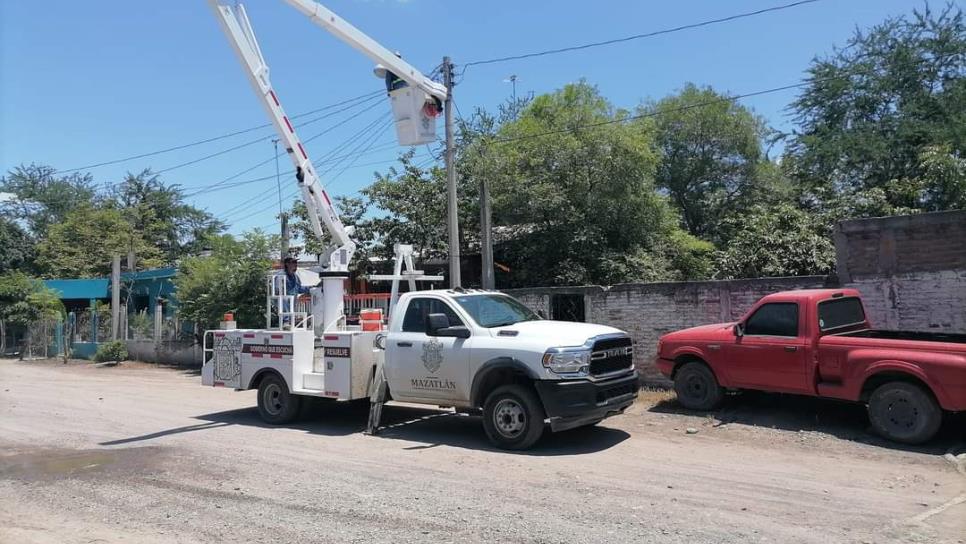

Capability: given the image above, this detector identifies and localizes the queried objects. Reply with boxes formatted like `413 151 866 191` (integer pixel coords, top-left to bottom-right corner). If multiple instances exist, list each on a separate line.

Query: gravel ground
1 358 964 544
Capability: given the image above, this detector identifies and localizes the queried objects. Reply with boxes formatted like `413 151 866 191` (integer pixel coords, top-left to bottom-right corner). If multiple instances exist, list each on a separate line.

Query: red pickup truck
656 289 966 444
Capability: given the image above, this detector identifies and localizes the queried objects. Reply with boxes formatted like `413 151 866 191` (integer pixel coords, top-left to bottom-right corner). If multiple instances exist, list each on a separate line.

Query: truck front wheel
257 374 302 425
482 384 545 450
673 361 724 411
868 381 941 444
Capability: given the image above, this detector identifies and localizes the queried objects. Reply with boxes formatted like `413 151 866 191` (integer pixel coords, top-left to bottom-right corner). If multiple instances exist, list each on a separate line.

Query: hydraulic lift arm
208 1 355 273
208 0 446 273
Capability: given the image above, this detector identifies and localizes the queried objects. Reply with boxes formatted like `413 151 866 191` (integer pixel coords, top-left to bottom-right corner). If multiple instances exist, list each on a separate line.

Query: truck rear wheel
868 381 941 444
482 384 545 450
673 361 724 411
257 374 302 425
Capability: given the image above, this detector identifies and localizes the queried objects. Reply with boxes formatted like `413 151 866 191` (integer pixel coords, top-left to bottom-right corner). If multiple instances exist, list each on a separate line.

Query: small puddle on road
0 447 165 481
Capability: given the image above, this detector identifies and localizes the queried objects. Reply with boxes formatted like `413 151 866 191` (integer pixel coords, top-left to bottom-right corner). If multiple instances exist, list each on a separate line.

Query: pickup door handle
396 342 413 348
783 346 798 352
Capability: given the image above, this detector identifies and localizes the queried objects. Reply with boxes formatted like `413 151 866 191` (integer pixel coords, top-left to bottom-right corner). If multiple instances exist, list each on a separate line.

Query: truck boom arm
282 0 448 102
209 1 355 271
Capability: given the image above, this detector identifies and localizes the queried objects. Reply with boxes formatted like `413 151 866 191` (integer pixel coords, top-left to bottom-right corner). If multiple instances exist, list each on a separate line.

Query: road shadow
371 405 630 456
100 399 629 455
649 390 966 455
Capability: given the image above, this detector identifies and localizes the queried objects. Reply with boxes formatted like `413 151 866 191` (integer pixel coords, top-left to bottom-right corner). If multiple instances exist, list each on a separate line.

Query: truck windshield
818 297 866 331
453 294 540 328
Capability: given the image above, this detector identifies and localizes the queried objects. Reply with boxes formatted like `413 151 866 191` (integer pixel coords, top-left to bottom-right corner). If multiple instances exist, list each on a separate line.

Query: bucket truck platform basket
389 87 439 146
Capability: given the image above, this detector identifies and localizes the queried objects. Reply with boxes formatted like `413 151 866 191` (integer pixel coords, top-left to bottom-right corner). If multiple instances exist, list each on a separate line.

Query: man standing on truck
282 257 311 296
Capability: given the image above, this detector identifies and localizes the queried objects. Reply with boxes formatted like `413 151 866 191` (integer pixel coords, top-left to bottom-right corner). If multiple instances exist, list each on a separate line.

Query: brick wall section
845 272 966 332
836 210 966 332
835 210 966 280
506 277 829 384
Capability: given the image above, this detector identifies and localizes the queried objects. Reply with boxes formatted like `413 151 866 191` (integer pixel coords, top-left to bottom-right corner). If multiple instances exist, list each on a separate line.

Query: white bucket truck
202 0 639 449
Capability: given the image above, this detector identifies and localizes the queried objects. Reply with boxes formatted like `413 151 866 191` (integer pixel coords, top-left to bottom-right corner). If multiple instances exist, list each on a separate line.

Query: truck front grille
590 337 633 376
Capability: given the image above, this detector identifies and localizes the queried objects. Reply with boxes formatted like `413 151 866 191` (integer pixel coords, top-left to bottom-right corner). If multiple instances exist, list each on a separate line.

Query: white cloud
0 192 14 203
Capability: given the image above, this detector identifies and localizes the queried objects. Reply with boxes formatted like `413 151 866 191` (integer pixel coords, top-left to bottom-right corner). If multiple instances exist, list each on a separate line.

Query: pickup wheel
868 382 942 445
482 384 545 450
256 374 302 425
673 362 724 411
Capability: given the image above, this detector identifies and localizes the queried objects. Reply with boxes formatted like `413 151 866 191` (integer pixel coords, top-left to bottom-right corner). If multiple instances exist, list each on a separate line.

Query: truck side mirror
426 313 450 334
427 313 471 339
734 323 744 337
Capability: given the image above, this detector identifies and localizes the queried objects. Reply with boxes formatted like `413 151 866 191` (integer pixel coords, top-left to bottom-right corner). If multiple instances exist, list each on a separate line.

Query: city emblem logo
421 338 444 373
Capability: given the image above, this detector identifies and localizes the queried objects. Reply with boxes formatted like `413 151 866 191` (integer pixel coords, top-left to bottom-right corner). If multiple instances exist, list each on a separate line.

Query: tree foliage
174 231 276 332
287 195 372 271
458 82 712 286
0 217 32 274
714 204 836 279
786 3 965 207
0 164 97 239
0 272 64 326
36 206 163 278
645 84 774 240
110 169 225 264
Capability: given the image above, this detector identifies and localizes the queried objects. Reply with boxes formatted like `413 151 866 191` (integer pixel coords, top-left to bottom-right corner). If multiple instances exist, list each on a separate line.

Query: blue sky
1 0 923 234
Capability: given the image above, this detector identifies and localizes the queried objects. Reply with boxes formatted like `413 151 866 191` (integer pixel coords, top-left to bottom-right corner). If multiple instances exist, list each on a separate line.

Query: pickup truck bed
838 329 966 344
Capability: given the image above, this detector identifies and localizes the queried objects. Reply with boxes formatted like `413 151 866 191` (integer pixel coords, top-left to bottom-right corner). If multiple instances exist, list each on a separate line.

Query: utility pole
111 255 121 341
273 138 289 258
480 175 494 290
443 56 461 288
280 214 290 258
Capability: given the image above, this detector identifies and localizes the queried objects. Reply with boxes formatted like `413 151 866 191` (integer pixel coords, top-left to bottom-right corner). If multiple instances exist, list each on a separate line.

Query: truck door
723 302 809 393
386 297 471 402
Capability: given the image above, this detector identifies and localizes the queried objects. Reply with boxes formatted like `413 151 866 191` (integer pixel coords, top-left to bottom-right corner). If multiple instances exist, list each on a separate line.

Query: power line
155 93 385 178
217 111 394 222
181 99 387 197
181 140 400 198
57 90 384 174
460 0 822 75
482 50 966 147
323 122 394 187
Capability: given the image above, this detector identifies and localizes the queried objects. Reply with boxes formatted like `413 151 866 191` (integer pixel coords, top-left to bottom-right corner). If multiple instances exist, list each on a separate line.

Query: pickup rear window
818 297 866 331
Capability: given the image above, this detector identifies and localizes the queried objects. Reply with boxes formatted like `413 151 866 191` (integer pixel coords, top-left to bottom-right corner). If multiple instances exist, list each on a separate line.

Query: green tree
0 218 32 274
645 83 774 240
287 195 371 271
36 206 162 278
0 164 97 238
174 231 275 333
110 169 225 264
458 82 711 286
714 204 836 279
0 272 64 357
786 3 965 208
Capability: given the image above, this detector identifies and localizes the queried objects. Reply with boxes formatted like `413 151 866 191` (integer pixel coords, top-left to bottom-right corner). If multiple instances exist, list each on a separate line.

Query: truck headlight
542 348 591 374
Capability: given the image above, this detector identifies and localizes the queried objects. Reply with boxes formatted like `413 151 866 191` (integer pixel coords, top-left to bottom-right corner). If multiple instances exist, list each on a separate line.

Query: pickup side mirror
427 313 471 339
734 323 744 337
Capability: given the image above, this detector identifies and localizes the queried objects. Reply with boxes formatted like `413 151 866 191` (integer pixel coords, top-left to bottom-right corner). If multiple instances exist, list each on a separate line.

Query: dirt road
1 359 963 544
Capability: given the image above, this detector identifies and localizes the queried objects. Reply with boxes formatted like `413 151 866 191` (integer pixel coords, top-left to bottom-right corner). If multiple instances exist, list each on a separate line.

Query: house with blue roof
43 267 182 359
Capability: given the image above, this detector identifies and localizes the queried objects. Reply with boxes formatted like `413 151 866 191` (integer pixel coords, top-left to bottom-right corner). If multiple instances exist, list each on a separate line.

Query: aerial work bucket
389 87 440 146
